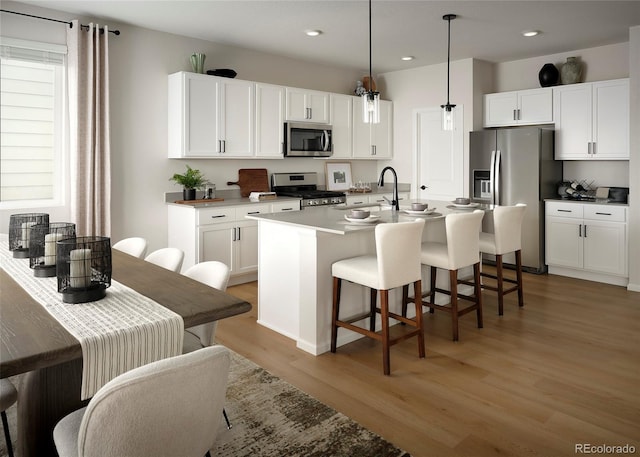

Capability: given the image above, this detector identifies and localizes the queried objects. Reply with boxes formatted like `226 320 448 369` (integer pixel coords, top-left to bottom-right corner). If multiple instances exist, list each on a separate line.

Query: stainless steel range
271 172 346 208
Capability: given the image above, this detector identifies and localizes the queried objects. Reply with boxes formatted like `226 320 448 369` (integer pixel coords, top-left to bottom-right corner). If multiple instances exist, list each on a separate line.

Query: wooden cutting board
227 168 270 197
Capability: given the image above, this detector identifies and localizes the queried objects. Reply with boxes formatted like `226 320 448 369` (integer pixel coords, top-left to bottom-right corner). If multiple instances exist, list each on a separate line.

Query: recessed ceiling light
401 56 415 61
522 30 541 37
305 30 322 37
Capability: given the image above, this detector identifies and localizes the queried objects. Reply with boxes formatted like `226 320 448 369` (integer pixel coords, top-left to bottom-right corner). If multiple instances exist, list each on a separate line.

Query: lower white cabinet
168 200 300 284
545 201 628 285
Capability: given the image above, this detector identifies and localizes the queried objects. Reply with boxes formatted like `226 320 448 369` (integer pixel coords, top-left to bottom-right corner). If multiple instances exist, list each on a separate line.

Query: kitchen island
246 201 489 355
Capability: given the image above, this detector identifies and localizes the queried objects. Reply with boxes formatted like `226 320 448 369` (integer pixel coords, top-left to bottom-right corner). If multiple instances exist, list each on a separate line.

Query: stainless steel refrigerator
469 127 562 273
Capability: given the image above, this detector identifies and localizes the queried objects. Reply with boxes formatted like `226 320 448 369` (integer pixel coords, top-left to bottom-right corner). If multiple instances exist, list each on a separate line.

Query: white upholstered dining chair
182 261 231 352
53 346 230 457
144 247 184 273
112 237 148 259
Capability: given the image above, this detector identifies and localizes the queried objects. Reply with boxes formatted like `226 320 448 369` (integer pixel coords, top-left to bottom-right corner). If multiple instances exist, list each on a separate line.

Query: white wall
494 42 629 92
378 58 477 196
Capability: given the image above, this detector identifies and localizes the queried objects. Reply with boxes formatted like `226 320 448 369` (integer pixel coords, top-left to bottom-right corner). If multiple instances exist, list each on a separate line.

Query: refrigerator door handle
489 149 496 205
494 149 502 205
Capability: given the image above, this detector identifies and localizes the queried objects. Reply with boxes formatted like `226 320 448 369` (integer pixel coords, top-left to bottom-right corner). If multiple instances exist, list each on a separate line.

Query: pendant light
362 0 380 124
441 14 457 131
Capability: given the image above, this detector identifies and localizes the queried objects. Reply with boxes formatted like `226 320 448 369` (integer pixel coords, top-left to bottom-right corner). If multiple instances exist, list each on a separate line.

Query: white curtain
66 20 111 236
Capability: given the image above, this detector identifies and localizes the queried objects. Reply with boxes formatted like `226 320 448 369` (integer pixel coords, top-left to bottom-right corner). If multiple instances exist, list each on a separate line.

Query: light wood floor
219 268 640 457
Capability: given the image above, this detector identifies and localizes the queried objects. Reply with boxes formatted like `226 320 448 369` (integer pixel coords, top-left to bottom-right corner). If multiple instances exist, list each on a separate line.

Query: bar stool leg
401 285 409 319
474 262 484 328
516 250 524 307
380 290 391 375
370 288 377 332
413 280 425 358
496 254 505 316
331 277 342 353
449 269 459 341
429 266 437 313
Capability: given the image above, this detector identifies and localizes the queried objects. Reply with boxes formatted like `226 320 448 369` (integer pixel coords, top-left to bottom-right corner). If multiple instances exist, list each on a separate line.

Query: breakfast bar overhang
247 203 484 355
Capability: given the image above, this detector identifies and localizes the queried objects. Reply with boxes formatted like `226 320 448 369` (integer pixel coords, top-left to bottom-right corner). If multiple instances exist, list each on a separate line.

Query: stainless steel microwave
284 122 332 157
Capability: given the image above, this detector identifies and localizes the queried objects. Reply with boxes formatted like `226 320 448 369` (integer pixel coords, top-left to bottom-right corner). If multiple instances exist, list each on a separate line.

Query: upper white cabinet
255 83 285 158
553 78 629 160
285 87 330 123
168 72 254 158
329 93 353 159
353 98 393 159
484 88 553 127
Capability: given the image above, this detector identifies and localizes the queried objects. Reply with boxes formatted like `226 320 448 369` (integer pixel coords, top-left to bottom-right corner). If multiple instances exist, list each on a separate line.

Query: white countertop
544 198 628 207
246 200 491 235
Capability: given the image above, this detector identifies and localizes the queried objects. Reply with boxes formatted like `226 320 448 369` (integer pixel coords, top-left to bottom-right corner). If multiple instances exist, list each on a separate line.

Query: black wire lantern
29 223 77 277
56 236 112 304
8 213 49 258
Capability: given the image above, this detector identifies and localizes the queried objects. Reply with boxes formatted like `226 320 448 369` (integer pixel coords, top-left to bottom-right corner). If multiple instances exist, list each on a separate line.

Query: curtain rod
0 9 121 35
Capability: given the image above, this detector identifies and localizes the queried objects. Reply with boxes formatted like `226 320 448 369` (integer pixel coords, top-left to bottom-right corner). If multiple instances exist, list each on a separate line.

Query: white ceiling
11 0 640 73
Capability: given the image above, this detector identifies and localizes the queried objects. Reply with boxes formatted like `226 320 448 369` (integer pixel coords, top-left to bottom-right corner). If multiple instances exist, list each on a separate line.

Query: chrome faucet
377 166 400 211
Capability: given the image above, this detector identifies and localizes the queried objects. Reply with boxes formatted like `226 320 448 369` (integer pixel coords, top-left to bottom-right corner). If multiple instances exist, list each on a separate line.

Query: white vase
560 57 582 85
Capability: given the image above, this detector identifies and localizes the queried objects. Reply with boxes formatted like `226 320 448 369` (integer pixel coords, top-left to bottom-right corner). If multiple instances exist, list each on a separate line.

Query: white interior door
413 107 464 201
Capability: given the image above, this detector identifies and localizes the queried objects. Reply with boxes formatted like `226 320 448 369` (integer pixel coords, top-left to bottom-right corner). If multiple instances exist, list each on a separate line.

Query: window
0 37 66 206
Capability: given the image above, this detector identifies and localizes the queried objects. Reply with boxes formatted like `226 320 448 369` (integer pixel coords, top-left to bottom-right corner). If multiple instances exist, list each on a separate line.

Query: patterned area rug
1 350 409 457
213 350 410 456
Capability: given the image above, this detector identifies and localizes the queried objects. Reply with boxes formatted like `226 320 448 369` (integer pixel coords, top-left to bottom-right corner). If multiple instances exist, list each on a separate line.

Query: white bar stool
478 203 526 315
419 210 484 341
331 220 426 375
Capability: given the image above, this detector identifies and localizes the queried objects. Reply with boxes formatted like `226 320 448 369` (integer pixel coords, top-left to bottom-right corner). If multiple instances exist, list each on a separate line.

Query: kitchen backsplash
563 160 629 188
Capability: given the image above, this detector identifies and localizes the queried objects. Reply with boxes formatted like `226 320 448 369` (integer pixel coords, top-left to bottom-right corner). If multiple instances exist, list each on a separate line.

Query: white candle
70 248 92 288
21 222 36 248
44 233 64 266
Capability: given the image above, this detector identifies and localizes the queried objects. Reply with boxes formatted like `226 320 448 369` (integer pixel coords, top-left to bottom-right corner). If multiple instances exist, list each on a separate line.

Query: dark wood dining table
0 249 252 457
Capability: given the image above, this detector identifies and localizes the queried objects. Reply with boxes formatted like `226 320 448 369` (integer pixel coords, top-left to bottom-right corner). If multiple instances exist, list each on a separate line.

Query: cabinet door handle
280 207 294 211
211 215 227 219
218 139 222 153
557 209 572 213
584 225 587 238
578 224 582 237
592 142 596 155
595 212 612 216
232 227 236 241
237 226 241 241
587 142 592 155
247 211 261 215
513 109 517 121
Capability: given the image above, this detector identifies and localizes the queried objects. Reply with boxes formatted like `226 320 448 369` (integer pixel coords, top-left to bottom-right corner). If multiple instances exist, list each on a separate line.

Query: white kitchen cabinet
553 78 629 160
285 87 330 123
545 201 627 285
353 98 393 159
255 83 285 158
329 94 353 159
168 72 254 158
483 88 553 127
168 200 300 284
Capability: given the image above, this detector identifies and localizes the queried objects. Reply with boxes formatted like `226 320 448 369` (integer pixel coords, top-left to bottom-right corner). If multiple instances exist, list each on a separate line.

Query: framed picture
325 162 352 191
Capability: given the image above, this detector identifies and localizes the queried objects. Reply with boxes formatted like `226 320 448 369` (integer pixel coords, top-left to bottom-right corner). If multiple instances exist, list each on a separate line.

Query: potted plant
170 165 206 201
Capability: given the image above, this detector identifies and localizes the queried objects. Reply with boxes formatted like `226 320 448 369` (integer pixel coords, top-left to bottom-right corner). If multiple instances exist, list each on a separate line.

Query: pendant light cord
368 0 373 96
443 14 456 109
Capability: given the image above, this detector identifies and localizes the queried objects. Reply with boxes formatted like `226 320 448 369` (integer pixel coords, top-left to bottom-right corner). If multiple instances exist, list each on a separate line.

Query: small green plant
170 165 205 189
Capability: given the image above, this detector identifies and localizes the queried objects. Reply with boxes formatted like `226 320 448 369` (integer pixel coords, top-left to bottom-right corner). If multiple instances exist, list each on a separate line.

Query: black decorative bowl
206 69 237 78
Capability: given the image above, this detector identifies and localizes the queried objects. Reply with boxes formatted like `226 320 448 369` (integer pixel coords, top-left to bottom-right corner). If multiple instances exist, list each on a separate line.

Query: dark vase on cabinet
538 63 559 87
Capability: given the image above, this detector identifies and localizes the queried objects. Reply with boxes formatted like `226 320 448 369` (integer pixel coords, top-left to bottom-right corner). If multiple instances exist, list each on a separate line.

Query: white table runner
1 237 184 399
